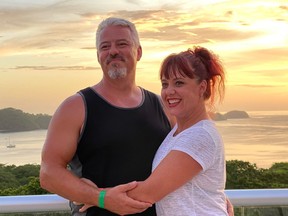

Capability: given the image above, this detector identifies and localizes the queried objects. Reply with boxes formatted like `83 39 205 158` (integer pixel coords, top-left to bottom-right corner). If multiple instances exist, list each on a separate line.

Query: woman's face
161 71 206 119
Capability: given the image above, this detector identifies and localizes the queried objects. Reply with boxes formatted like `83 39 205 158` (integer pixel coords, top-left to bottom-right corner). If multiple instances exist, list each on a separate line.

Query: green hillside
0 107 52 132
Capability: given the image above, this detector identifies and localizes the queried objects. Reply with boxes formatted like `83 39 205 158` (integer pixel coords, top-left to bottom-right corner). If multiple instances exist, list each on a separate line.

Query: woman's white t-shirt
152 120 228 216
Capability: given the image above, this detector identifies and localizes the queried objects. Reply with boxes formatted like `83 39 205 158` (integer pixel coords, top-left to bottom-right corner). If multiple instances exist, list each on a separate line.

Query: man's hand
74 178 152 215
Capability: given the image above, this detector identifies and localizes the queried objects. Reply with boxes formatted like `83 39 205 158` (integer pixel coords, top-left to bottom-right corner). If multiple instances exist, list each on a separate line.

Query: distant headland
0 107 249 132
210 110 250 121
0 107 52 132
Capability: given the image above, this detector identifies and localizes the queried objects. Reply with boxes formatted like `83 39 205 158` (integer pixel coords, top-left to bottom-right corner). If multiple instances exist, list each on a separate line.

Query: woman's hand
226 197 234 216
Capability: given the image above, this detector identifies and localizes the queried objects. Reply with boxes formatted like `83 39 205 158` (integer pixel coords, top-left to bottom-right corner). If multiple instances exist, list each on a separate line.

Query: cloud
1 1 287 72
225 47 288 72
2 1 286 57
12 65 100 71
245 48 288 61
279 5 288 10
99 9 267 48
235 84 285 88
81 47 96 50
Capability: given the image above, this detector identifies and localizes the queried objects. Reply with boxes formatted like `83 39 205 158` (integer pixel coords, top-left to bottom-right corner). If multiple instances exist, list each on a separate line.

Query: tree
0 168 19 190
0 163 46 195
0 162 287 196
11 164 41 185
226 160 263 189
226 160 288 189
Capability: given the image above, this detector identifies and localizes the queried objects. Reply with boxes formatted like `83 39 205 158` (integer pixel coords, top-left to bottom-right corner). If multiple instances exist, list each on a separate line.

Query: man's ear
137 45 142 61
97 52 100 63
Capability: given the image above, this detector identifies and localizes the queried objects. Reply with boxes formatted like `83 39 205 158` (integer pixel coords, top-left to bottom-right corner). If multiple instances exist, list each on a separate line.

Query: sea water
216 110 288 168
0 111 287 168
0 130 46 166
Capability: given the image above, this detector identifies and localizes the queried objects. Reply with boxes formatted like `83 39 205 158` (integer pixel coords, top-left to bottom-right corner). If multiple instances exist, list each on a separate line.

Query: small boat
5 137 16 148
6 143 16 148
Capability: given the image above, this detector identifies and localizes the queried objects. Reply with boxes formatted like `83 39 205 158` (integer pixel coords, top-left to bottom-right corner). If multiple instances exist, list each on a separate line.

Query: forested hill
0 107 52 132
0 107 249 132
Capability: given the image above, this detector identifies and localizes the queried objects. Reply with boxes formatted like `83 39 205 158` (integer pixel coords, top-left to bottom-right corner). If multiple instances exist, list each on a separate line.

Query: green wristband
98 190 106 209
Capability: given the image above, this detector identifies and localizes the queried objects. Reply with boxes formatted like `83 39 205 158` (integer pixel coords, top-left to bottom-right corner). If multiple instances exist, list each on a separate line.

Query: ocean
216 110 288 168
0 111 287 168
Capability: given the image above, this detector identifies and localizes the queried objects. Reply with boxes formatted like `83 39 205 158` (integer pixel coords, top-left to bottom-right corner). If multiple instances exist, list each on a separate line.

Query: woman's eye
175 81 184 86
161 83 168 88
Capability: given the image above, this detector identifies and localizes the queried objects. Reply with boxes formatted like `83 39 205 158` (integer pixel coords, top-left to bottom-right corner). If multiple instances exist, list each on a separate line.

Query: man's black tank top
74 87 171 216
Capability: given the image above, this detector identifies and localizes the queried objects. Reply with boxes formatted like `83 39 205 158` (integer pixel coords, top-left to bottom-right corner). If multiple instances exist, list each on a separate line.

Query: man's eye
118 42 128 47
100 45 109 50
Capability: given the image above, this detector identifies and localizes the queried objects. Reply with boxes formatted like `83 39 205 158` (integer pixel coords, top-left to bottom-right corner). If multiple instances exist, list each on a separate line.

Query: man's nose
109 44 120 56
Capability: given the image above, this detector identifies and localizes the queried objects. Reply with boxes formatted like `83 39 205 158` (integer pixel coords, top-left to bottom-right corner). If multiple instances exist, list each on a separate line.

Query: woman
128 46 228 215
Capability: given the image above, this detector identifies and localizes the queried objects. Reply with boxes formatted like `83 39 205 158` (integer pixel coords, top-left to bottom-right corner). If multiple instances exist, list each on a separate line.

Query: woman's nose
166 86 176 95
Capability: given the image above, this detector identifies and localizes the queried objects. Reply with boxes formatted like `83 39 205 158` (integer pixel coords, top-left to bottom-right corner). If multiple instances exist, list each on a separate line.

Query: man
40 17 172 215
40 17 233 216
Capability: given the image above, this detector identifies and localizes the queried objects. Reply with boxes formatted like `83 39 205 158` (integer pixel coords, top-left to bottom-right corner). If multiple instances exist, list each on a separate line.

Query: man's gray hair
96 17 141 50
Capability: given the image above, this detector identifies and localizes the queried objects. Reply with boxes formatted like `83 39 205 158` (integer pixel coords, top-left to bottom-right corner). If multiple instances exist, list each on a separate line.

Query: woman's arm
127 150 202 204
77 150 234 215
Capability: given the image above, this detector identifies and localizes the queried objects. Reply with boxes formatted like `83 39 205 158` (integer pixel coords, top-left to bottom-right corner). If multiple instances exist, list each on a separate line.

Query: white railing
0 194 69 213
0 189 288 213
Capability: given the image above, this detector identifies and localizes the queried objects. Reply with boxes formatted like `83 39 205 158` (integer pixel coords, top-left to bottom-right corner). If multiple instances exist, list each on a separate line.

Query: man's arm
40 94 99 204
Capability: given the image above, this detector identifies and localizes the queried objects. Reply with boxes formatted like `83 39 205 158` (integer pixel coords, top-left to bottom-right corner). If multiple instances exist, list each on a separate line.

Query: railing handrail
0 189 288 213
225 189 288 206
0 194 69 213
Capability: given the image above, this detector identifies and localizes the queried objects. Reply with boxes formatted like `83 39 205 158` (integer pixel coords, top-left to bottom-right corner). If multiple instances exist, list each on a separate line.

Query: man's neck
93 79 142 108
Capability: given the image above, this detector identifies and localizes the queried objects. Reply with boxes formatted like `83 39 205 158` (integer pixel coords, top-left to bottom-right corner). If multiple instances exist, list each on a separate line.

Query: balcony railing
0 189 288 213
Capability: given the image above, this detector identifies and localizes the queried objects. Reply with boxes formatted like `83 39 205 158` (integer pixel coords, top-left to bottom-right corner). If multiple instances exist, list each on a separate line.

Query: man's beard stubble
108 63 127 79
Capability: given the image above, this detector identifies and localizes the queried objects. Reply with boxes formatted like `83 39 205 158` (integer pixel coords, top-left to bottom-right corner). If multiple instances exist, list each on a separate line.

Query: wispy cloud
0 0 287 112
235 84 286 88
12 66 100 71
225 47 288 71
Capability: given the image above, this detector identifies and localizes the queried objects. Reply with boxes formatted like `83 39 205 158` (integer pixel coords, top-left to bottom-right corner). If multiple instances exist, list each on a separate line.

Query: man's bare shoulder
59 93 83 110
52 93 85 122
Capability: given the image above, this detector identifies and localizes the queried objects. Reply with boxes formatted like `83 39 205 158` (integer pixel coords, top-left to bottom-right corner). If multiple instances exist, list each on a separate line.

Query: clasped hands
74 178 234 216
73 178 152 215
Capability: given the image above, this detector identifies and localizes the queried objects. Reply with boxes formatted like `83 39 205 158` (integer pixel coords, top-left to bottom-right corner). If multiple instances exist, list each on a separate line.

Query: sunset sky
1 0 288 115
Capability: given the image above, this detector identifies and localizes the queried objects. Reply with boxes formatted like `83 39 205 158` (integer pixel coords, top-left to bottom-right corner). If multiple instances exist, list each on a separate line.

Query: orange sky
0 0 288 115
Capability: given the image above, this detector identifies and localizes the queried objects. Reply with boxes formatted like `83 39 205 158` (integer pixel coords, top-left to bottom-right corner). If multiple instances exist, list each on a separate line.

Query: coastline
1 110 288 168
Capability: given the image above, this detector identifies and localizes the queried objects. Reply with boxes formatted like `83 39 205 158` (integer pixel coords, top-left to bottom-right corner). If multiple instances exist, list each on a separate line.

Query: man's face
97 25 142 79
